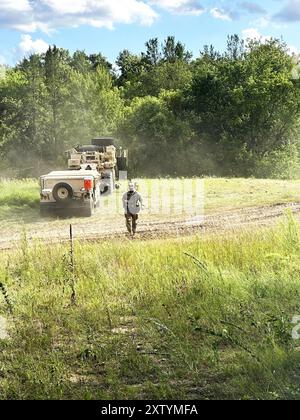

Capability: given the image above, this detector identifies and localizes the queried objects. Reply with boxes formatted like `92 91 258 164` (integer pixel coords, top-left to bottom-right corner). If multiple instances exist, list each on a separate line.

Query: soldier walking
123 182 143 237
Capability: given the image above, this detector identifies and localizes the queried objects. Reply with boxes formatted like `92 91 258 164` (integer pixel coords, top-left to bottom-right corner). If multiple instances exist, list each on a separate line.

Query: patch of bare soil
1 203 300 250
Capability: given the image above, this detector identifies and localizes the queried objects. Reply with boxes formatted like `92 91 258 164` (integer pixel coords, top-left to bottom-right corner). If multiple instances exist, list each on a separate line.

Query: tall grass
1 218 300 399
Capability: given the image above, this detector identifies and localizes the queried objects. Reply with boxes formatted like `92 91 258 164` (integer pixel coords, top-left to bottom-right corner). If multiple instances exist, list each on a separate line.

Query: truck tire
53 183 74 202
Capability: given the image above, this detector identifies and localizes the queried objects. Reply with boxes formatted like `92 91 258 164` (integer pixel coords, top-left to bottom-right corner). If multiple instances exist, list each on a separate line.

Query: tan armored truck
40 137 128 217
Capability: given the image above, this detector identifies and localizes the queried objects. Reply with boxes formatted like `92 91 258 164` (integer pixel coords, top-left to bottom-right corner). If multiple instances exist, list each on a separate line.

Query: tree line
0 35 300 178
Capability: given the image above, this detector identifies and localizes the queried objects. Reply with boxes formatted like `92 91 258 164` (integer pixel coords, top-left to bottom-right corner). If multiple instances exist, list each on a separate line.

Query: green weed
0 218 300 399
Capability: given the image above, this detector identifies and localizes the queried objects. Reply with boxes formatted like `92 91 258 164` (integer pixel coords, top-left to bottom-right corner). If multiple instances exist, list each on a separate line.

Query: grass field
205 178 300 212
0 218 300 399
1 178 300 400
0 177 300 222
0 179 39 222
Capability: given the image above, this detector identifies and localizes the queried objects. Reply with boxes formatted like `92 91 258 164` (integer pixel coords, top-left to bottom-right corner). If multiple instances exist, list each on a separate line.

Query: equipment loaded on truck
39 137 128 217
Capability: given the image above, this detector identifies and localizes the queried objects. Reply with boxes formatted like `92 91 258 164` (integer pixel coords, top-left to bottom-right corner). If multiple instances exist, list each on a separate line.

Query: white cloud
18 34 49 57
210 7 232 21
149 0 205 15
1 0 32 12
41 0 88 15
0 0 159 32
242 28 299 57
251 14 287 31
241 28 272 42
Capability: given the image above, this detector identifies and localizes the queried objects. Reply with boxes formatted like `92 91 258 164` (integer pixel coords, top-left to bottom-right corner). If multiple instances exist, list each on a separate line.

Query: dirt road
1 202 300 250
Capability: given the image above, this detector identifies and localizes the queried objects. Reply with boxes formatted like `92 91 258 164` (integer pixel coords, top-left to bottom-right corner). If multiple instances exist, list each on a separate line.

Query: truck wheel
53 183 73 202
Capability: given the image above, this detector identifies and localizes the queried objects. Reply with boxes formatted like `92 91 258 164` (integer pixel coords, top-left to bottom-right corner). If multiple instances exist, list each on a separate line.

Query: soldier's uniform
122 184 143 236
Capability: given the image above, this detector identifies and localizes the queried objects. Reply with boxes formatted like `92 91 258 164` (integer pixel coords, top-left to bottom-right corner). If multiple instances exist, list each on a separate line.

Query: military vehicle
40 137 128 217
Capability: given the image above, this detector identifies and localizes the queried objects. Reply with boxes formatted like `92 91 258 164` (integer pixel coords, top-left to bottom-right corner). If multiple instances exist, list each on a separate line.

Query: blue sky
0 0 300 66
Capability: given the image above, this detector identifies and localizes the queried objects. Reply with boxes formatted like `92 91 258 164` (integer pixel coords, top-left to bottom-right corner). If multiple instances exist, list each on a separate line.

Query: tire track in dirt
1 202 300 250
